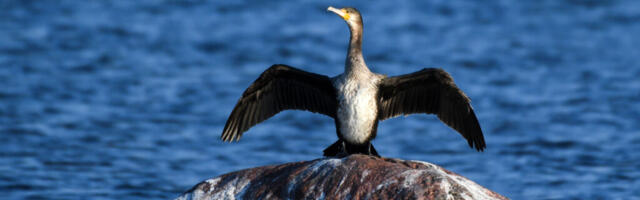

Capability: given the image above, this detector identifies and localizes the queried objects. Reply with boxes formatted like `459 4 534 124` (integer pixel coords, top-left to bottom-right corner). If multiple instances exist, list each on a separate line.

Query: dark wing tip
473 134 486 152
437 97 485 152
220 125 238 142
221 126 244 143
466 109 486 152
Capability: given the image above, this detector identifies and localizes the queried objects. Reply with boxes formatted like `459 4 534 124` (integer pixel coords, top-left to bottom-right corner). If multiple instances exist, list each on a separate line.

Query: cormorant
221 6 485 157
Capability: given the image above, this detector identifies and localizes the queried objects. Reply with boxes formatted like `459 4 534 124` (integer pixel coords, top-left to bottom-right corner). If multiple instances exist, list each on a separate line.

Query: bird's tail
323 140 380 157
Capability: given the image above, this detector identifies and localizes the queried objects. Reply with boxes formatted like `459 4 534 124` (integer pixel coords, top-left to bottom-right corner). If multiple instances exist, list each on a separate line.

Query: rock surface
176 155 508 200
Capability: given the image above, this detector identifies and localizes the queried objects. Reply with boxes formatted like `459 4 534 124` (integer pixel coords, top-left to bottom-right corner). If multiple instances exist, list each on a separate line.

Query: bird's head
327 6 363 32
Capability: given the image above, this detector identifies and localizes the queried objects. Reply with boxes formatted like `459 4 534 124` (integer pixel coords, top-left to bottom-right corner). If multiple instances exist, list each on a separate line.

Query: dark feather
377 68 486 151
221 64 338 142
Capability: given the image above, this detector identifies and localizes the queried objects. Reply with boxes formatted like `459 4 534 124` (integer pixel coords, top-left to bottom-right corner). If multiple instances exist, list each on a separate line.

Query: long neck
345 23 369 75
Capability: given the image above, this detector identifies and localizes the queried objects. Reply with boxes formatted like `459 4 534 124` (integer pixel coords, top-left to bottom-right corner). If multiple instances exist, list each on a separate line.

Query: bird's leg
335 141 348 157
368 143 380 157
323 140 348 157
341 141 347 153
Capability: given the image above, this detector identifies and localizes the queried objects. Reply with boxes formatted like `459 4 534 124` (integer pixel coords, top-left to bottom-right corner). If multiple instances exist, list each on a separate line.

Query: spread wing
221 64 337 141
377 68 485 151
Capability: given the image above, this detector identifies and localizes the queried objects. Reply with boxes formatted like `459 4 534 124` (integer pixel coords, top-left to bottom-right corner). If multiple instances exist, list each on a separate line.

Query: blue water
2 1 639 199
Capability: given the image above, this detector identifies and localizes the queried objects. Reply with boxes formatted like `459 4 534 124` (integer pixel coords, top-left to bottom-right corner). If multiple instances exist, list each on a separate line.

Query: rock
176 155 507 200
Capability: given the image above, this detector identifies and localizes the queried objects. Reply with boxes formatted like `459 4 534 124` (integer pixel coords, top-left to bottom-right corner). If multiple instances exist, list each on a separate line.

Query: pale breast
333 74 381 144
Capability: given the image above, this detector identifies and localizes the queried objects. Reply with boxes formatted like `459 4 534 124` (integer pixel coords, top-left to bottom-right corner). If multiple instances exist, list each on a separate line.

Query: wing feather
378 68 485 151
221 64 337 142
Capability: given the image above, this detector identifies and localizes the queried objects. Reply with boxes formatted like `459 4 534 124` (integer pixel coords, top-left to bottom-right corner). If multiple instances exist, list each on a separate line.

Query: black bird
221 6 485 157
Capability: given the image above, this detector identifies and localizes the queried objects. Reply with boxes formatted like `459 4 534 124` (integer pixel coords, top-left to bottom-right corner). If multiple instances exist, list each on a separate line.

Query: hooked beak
327 6 350 21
